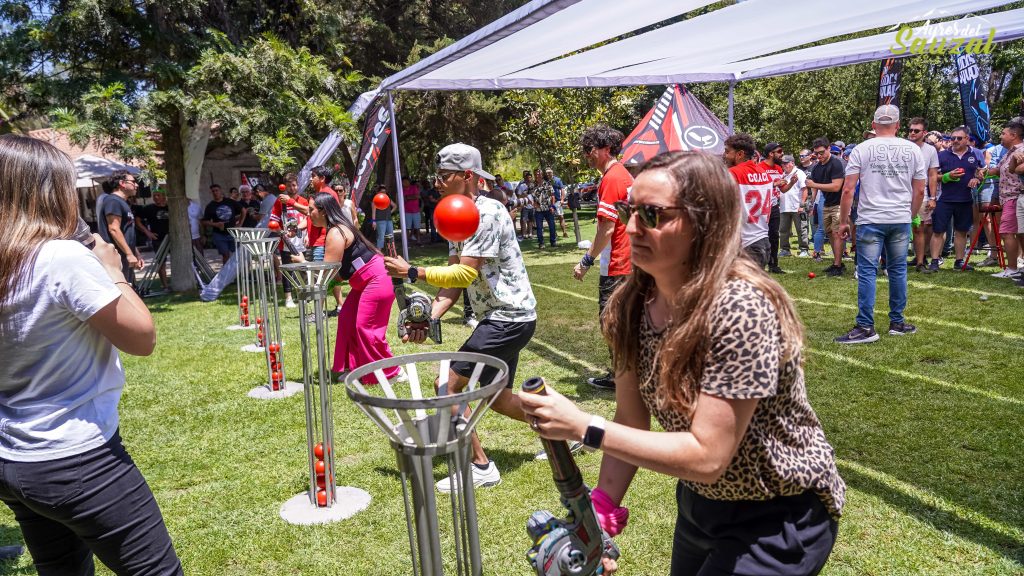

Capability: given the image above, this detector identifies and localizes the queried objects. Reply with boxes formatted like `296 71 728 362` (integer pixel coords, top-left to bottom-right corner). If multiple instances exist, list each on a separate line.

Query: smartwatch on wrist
582 415 606 453
408 266 419 283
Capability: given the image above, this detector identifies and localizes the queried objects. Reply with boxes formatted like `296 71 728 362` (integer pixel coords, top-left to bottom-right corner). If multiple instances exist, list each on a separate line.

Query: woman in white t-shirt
0 135 182 575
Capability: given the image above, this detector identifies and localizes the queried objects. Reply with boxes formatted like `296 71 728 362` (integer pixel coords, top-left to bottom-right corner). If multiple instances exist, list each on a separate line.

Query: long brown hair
0 135 79 313
603 151 803 416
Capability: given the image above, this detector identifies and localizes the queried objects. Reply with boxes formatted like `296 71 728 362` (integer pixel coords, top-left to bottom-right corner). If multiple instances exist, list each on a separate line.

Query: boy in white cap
384 143 538 492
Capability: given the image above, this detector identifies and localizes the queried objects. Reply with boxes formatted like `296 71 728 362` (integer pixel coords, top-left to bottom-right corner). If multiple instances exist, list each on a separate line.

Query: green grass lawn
2 212 1022 575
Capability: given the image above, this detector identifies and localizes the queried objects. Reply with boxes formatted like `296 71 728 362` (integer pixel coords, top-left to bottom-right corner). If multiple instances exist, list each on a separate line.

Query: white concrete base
279 487 371 525
226 324 255 331
241 341 284 353
247 381 303 399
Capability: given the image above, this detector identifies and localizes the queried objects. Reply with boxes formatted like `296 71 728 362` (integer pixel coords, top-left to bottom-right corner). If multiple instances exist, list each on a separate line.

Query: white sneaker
534 441 585 461
991 269 1019 278
388 366 409 384
284 298 297 308
798 251 810 258
436 460 501 493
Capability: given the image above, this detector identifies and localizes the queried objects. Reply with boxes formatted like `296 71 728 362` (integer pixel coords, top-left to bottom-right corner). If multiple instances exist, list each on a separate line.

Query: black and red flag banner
877 58 904 107
351 95 393 206
621 85 729 168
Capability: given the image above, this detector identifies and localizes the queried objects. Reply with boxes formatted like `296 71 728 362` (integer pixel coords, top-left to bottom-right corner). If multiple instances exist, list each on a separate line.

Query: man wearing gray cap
835 104 926 345
384 142 538 492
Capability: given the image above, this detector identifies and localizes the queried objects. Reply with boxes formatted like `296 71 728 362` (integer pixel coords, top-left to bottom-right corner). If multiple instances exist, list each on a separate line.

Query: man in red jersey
759 142 797 274
724 133 774 269
573 124 632 392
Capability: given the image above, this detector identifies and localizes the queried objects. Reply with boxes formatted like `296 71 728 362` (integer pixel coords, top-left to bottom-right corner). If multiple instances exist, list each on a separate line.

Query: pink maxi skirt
332 254 400 384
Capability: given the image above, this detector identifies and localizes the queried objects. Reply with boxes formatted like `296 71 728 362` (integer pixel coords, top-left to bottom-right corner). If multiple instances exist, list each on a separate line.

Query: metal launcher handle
521 377 584 495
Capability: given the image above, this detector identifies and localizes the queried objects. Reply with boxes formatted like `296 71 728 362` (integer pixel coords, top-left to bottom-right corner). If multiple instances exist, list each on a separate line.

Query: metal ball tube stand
241 237 301 399
226 227 269 331
278 262 371 525
346 352 509 576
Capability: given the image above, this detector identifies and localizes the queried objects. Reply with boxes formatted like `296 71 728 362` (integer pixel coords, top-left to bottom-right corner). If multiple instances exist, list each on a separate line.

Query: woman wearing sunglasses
520 151 845 575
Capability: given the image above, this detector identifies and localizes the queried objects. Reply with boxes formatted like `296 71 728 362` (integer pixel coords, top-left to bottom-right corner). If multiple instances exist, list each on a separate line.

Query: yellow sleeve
424 264 479 289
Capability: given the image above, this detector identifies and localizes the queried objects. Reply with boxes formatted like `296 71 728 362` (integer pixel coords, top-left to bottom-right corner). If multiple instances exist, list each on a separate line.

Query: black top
339 229 378 280
143 203 170 238
240 198 262 228
97 194 136 253
204 199 241 234
810 156 846 207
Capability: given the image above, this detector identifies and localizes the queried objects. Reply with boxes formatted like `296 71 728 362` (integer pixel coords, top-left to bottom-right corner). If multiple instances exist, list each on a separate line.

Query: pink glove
591 488 629 537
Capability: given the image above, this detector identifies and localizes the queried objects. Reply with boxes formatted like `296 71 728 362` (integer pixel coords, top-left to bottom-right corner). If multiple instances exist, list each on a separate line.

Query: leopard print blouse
636 279 845 519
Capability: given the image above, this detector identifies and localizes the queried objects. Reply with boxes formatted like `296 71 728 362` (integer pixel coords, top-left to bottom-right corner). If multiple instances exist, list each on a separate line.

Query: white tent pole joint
386 91 409 261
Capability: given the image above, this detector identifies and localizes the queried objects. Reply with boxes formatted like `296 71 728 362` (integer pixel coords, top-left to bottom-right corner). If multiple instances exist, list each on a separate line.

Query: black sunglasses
614 201 688 228
951 136 966 141
908 128 924 134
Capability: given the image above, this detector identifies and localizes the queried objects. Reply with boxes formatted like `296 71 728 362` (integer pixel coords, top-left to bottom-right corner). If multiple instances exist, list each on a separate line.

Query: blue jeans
374 219 394 248
813 197 825 254
855 223 910 328
535 209 556 247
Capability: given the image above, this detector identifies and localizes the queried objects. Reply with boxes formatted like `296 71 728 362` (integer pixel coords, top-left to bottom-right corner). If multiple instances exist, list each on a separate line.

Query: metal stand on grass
346 352 509 576
241 236 300 399
226 228 268 331
278 262 371 525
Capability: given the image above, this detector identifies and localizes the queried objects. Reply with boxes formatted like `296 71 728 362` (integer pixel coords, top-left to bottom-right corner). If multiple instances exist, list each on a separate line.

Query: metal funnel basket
345 352 508 576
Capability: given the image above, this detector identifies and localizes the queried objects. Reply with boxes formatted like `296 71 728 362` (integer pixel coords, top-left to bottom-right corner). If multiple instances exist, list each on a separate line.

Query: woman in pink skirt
308 193 402 384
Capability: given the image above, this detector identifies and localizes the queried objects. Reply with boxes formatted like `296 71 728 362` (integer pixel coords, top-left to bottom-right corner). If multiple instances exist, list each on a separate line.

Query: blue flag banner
953 51 991 144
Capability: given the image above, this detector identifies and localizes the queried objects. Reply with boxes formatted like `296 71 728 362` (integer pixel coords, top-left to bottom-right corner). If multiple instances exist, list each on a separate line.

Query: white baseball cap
873 104 900 125
436 143 495 181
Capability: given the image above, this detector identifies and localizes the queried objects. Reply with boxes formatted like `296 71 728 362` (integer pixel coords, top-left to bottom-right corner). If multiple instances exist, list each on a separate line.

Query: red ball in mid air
268 220 281 231
372 193 390 210
278 183 286 192
433 195 480 243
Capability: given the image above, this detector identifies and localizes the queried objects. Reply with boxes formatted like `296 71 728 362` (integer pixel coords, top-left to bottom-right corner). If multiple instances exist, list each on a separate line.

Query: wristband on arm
941 171 961 184
580 253 595 269
591 488 629 537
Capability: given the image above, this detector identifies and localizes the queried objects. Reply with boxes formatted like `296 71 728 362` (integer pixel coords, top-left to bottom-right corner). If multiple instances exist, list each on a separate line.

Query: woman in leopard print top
521 151 845 575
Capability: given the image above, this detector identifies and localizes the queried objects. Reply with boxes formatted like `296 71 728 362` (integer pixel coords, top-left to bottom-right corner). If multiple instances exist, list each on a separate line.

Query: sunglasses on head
614 201 687 228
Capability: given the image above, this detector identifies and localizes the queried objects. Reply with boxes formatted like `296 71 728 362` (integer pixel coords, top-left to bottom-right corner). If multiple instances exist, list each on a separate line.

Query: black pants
744 237 771 270
671 482 838 576
768 204 781 268
0 431 183 576
598 275 625 372
119 251 136 287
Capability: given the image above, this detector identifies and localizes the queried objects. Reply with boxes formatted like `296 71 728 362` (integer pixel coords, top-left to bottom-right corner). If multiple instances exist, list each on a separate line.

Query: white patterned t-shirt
450 195 537 322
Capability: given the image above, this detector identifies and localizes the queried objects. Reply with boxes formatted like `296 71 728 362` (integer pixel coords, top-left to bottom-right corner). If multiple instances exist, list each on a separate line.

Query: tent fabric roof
351 0 1018 116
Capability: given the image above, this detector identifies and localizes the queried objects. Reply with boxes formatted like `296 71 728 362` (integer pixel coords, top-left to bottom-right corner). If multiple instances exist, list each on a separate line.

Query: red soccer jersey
307 185 339 248
271 194 308 254
597 162 633 277
729 160 773 248
758 160 786 204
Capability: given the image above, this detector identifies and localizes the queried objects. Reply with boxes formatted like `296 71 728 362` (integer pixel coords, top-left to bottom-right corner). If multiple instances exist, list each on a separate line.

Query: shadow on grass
371 447 535 484
839 461 1024 565
0 524 29 576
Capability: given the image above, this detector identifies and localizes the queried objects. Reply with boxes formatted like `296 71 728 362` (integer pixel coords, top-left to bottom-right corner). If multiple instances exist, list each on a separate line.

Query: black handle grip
521 377 583 490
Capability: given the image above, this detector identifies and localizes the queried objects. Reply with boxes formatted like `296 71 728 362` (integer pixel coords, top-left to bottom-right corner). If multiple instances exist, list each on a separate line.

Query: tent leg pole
386 91 409 262
728 81 735 133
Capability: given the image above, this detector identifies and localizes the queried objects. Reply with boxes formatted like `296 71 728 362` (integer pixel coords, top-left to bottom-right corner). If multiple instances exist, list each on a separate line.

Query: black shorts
931 201 973 234
671 482 838 576
598 275 625 321
451 318 536 389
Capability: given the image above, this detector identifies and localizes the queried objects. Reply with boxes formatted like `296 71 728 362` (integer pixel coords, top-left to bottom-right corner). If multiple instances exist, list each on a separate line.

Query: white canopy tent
342 0 1022 258
73 154 140 188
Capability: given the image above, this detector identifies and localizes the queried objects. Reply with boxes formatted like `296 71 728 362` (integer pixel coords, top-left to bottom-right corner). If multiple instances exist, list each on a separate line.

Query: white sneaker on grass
992 269 1019 279
436 460 501 493
534 441 585 461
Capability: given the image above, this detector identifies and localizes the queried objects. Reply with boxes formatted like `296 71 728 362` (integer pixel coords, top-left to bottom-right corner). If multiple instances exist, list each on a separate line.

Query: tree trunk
163 113 197 292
